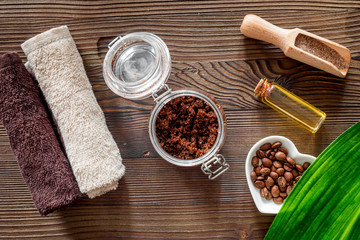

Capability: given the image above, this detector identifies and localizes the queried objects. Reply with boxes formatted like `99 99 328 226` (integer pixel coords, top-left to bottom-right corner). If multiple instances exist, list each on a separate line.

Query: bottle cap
254 78 271 98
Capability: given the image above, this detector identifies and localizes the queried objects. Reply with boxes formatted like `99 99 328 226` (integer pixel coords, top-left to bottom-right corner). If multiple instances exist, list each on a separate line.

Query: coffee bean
303 162 311 170
286 185 293 195
273 161 282 169
254 181 265 189
251 156 259 167
278 147 288 156
286 157 296 166
265 189 272 200
271 141 282 149
271 165 277 172
260 188 271 198
260 143 272 151
251 171 257 182
280 186 287 192
280 192 287 198
278 176 287 188
260 167 270 176
257 176 265 181
284 172 293 182
271 151 276 156
286 180 293 186
270 171 279 179
295 176 301 182
284 163 293 172
296 164 304 173
254 166 261 176
260 188 267 198
275 151 286 161
269 155 275 160
266 177 275 188
276 168 285 176
271 185 280 197
273 197 283 204
264 188 271 199
262 158 272 168
265 149 272 157
256 149 266 158
291 169 299 178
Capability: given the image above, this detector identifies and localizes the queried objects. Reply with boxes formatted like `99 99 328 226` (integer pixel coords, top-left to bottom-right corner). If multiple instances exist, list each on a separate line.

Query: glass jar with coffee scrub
103 32 229 180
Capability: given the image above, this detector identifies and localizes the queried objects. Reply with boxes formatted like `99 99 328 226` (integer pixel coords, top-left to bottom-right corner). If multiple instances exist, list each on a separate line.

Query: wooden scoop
240 14 350 78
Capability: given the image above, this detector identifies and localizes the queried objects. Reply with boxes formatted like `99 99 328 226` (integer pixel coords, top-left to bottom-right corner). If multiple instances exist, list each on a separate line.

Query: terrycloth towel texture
0 52 82 215
22 26 125 198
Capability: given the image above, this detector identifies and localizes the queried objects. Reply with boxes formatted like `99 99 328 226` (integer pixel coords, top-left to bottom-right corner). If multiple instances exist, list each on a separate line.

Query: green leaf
265 121 360 240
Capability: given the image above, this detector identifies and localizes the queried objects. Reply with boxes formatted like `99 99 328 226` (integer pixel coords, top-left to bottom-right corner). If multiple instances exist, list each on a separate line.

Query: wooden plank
1 11 360 61
0 1 358 19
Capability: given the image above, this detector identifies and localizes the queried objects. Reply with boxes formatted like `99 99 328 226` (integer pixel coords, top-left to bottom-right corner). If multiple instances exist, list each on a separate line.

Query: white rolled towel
22 26 125 198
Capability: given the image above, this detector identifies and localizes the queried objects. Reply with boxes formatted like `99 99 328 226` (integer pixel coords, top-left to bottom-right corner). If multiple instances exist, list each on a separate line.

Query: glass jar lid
103 32 171 100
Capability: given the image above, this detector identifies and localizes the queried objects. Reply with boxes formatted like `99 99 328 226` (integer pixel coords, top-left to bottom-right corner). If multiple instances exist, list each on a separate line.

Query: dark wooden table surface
1 1 360 239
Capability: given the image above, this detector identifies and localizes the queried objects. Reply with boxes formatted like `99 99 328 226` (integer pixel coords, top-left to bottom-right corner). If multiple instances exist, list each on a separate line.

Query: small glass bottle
254 78 326 133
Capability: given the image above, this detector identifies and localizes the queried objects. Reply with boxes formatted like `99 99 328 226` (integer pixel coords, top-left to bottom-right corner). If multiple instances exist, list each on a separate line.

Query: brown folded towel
0 52 82 215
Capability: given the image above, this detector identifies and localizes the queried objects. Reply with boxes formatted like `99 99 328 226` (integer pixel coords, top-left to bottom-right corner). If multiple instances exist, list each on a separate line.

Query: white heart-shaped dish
246 136 316 214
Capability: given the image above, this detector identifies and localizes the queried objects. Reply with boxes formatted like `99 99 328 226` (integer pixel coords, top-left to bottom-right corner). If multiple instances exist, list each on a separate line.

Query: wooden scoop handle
240 14 291 51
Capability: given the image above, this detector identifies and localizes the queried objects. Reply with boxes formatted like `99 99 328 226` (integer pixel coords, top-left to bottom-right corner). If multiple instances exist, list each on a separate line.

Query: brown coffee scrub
251 141 311 204
295 33 347 70
155 96 218 160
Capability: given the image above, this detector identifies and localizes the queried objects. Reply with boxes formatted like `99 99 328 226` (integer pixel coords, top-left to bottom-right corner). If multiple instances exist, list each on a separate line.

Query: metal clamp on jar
103 32 229 180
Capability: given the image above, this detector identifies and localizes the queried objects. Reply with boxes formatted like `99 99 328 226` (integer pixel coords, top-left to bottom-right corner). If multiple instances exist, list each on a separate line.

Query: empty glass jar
103 32 229 179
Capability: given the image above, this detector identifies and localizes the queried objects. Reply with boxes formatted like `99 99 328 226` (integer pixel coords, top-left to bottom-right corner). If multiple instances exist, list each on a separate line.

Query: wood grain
0 1 358 19
0 0 360 239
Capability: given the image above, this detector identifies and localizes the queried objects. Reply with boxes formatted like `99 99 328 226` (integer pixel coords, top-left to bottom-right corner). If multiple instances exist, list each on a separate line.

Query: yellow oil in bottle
254 79 326 133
